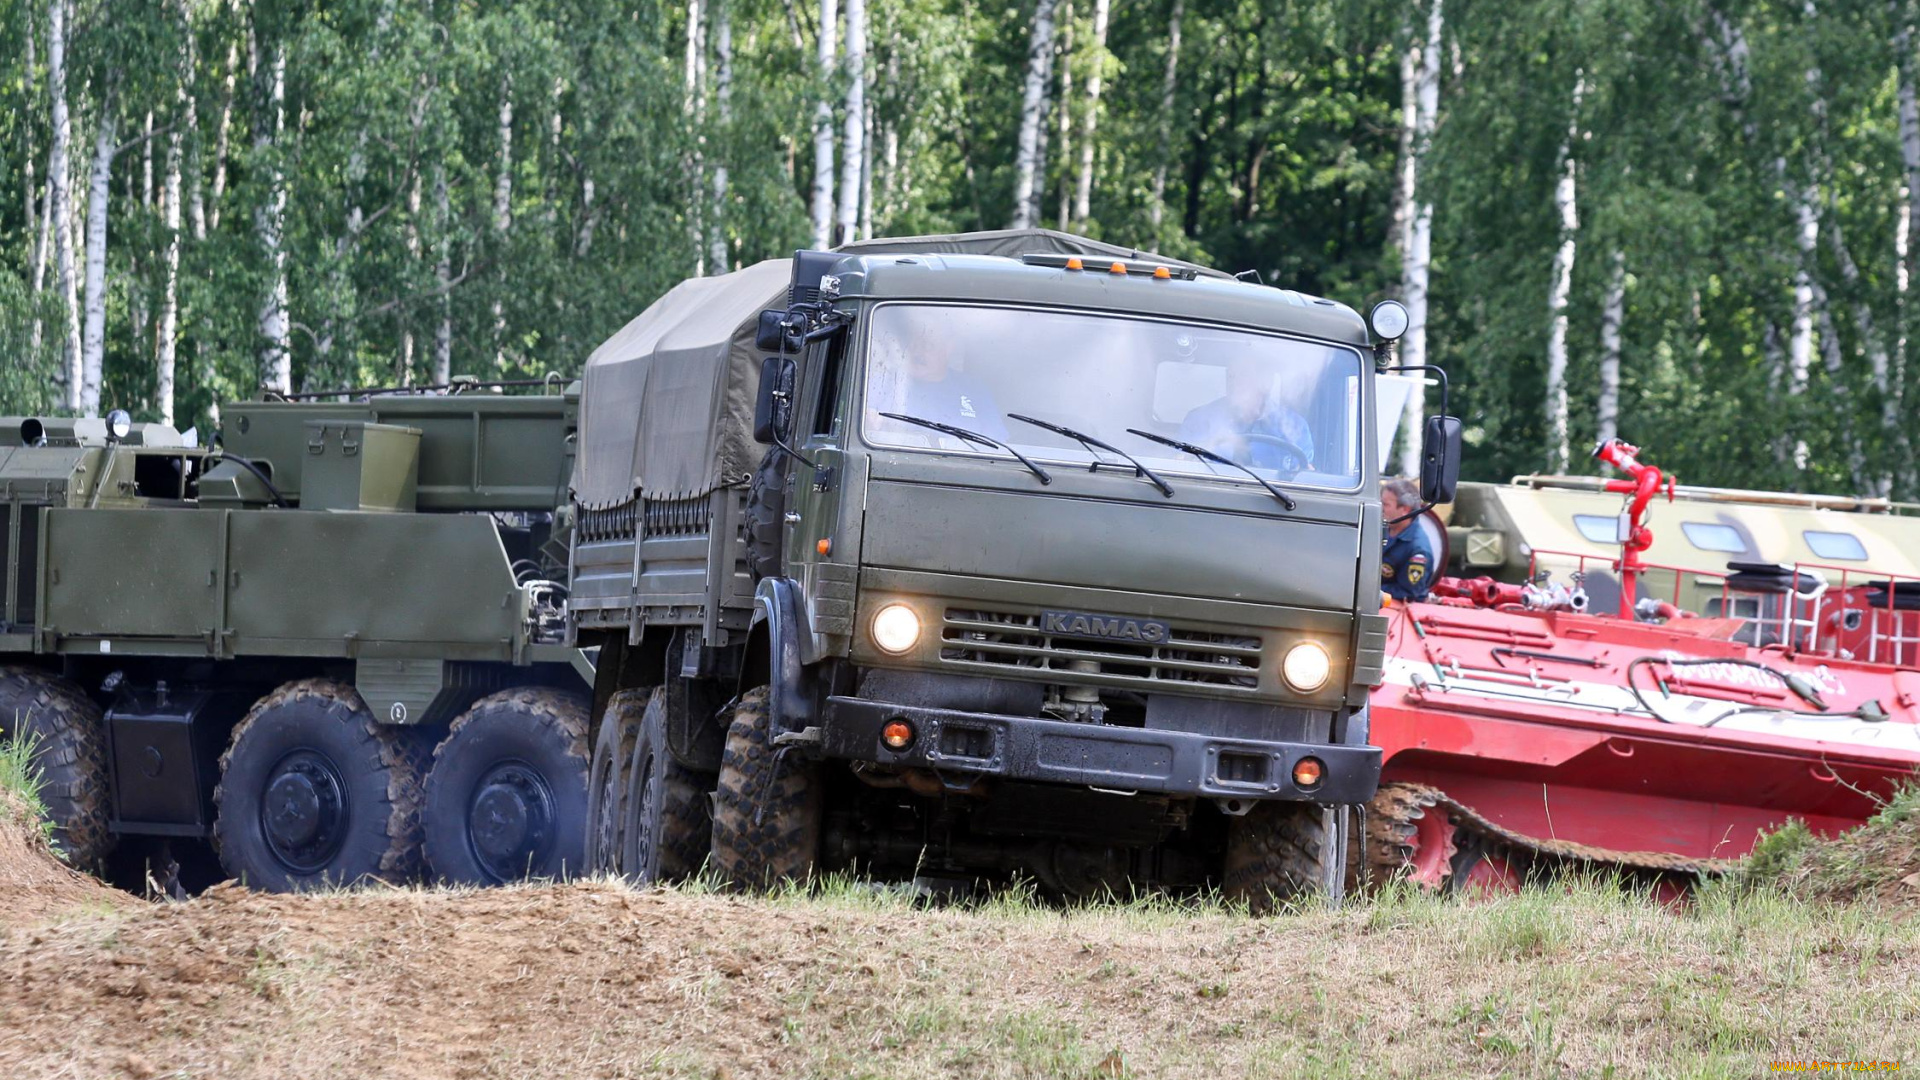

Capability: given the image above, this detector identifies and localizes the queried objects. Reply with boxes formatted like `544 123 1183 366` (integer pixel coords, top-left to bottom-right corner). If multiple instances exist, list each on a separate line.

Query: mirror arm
1383 362 1450 418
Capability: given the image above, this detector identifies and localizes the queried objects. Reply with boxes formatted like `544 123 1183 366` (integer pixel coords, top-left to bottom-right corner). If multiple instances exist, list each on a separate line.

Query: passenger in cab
1380 477 1434 603
1179 350 1313 474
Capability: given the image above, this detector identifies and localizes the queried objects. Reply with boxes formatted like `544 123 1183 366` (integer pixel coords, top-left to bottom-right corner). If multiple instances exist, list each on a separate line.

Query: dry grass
0 871 1914 1079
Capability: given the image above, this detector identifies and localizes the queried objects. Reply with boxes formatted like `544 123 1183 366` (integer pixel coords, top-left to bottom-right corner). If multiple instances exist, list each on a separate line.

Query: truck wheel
212 679 426 892
1223 800 1347 914
422 688 590 885
708 686 820 889
622 687 714 883
0 667 113 872
584 690 643 876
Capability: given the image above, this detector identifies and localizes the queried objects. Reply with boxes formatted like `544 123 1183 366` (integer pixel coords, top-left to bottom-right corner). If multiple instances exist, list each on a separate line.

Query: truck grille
939 607 1261 691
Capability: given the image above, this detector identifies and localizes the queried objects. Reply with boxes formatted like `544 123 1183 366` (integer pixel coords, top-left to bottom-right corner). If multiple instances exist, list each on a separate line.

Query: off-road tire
622 687 715 883
742 450 788 581
422 687 591 885
212 679 426 892
584 691 643 876
709 686 820 889
1223 800 1345 914
0 667 113 871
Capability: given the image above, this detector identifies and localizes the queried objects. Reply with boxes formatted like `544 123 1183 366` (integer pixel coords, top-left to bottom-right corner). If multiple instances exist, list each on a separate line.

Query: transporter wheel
212 679 426 892
1223 800 1348 915
0 667 113 872
621 687 715 883
422 687 591 885
709 686 820 889
584 691 643 876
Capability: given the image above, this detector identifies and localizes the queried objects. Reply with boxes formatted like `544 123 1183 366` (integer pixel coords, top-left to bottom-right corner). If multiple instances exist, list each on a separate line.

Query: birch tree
80 107 115 417
1543 73 1584 474
1070 0 1109 225
1009 0 1060 230
835 0 865 244
1396 0 1441 476
1596 250 1625 445
254 33 291 394
48 0 81 408
810 0 838 248
709 0 731 270
1147 0 1183 233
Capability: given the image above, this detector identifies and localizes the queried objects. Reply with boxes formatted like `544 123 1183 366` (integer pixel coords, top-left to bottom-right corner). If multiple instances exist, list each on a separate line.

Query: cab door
782 326 857 652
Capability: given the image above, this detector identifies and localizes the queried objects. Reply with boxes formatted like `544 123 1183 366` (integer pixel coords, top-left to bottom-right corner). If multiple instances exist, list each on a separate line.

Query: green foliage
0 0 1915 495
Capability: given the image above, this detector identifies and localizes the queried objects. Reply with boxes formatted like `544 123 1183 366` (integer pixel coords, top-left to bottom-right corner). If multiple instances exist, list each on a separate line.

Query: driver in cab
1179 350 1313 474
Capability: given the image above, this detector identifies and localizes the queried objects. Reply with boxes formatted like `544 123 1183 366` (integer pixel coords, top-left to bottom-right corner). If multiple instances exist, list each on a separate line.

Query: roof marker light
1153 266 1172 280
1065 257 1083 270
1109 261 1128 275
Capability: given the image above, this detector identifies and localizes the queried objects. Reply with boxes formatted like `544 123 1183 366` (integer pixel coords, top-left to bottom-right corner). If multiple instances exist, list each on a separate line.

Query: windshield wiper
1125 429 1297 511
1007 414 1174 497
879 412 1052 485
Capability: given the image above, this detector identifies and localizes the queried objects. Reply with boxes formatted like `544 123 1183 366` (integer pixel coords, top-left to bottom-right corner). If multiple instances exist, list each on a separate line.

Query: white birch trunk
81 111 116 418
1596 250 1625 446
158 104 183 426
209 41 237 234
494 78 513 364
141 111 154 208
48 0 81 408
433 165 452 385
255 40 291 394
1071 0 1109 225
809 0 838 248
401 170 420 385
26 2 46 361
836 0 865 244
1396 0 1442 477
1010 0 1060 229
1543 74 1584 475
1390 14 1418 262
859 94 874 239
1054 2 1074 230
1148 0 1184 233
709 0 732 269
1897 11 1919 494
685 0 705 273
1789 177 1817 397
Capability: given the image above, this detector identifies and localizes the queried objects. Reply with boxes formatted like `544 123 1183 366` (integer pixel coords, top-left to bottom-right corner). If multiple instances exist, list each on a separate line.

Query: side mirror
1419 415 1462 504
753 355 796 444
755 309 800 354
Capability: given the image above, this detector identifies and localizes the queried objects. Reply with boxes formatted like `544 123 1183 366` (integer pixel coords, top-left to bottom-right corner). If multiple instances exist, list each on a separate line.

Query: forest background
1 0 1916 493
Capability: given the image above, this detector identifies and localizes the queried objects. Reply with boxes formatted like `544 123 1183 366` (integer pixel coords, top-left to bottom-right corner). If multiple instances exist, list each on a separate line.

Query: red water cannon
1592 438 1676 618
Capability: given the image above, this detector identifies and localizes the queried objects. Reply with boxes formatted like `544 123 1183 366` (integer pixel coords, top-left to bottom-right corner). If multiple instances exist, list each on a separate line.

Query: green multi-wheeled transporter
572 230 1458 904
0 389 594 891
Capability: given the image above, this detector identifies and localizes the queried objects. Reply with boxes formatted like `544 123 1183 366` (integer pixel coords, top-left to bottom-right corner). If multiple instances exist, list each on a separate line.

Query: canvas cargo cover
571 230 1218 508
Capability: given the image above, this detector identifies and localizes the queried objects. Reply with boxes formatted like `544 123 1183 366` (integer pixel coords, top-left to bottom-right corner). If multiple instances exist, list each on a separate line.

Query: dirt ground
3 794 1919 1079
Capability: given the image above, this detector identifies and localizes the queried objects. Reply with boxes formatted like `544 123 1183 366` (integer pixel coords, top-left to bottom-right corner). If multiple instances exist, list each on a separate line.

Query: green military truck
0 387 594 891
572 229 1458 904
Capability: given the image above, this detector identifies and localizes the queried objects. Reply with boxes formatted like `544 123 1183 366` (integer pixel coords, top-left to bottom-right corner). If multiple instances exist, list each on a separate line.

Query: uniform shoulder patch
1381 562 1395 580
1406 557 1427 585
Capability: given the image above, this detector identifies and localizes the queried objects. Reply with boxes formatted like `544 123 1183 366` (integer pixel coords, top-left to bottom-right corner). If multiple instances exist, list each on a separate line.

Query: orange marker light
881 719 915 750
817 538 832 556
1153 266 1172 280
1109 261 1129 274
1065 257 1084 270
1292 757 1325 789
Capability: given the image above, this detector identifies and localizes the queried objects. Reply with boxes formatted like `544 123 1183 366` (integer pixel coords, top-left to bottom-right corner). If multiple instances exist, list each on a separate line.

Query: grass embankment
0 774 1915 1078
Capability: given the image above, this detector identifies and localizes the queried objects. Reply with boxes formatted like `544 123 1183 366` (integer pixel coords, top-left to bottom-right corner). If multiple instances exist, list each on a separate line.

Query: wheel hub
630 756 657 875
261 750 348 873
469 761 555 882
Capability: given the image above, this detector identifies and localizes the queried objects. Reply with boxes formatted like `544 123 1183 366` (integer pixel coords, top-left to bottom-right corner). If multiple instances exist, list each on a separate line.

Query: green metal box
301 421 421 513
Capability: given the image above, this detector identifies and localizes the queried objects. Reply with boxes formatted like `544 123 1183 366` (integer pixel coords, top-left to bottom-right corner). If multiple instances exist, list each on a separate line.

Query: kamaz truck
0 387 594 892
571 229 1459 905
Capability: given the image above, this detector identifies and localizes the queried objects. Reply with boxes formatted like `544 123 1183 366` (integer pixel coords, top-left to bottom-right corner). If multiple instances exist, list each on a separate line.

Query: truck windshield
860 302 1365 491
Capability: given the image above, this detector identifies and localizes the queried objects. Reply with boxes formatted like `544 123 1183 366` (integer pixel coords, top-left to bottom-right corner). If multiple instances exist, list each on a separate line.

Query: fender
749 576 817 735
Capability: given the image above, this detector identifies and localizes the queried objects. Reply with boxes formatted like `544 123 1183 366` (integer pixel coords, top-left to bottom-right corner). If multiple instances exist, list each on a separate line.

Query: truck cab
572 232 1457 905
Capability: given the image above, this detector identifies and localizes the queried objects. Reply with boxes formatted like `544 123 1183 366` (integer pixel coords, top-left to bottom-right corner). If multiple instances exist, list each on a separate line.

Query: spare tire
212 679 426 892
422 688 591 885
742 449 788 581
0 667 112 872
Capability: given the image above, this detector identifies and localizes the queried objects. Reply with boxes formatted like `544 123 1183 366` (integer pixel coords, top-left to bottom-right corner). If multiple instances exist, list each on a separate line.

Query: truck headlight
871 604 921 654
1281 641 1331 693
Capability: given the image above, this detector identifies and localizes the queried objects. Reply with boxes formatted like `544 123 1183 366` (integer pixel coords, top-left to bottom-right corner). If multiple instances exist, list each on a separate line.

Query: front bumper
820 696 1382 804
